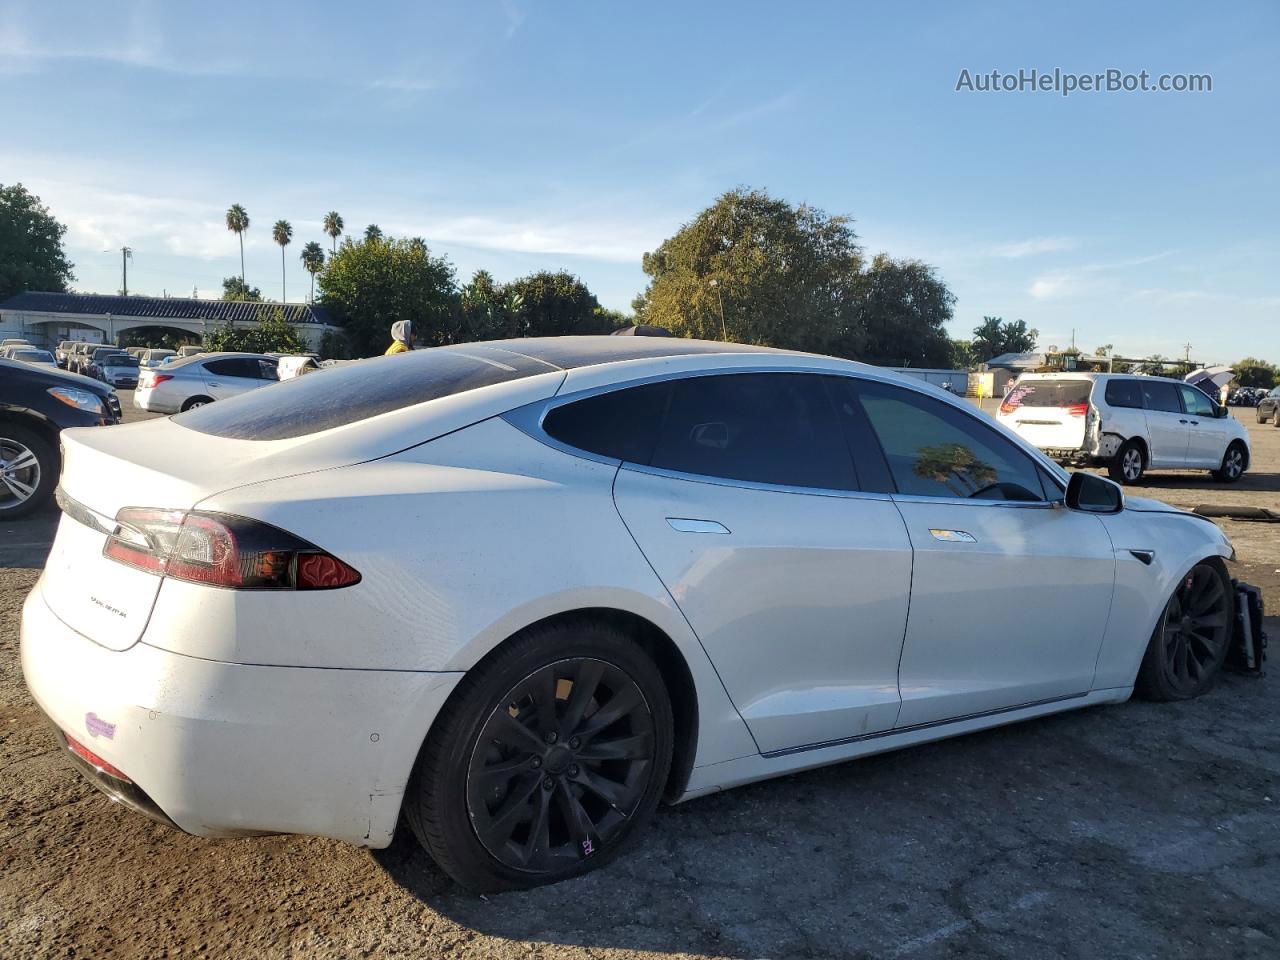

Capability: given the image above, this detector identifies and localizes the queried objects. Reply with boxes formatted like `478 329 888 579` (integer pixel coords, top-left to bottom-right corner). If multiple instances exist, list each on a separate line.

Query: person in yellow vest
385 320 413 355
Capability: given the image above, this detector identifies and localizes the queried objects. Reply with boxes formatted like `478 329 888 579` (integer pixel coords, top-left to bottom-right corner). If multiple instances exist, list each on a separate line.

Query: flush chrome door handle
666 518 730 535
929 528 977 543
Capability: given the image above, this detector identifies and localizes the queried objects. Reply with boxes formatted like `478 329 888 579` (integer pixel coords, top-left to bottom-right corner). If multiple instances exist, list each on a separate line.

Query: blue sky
2 0 1276 362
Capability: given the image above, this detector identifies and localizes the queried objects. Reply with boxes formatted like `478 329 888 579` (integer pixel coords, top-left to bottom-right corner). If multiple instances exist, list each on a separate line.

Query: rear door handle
666 518 730 535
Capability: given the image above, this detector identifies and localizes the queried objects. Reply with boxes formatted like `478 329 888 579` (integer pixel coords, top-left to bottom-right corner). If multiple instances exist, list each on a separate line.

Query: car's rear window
173 345 557 440
104 355 139 367
1002 379 1092 409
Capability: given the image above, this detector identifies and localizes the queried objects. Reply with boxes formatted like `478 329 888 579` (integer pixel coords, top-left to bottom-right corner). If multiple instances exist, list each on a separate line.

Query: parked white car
134 352 279 413
7 348 59 369
23 338 1241 891
997 373 1250 484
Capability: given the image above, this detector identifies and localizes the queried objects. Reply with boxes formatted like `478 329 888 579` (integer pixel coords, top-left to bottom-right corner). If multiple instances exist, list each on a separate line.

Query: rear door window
649 373 857 490
1141 381 1183 414
1104 379 1144 409
543 382 671 464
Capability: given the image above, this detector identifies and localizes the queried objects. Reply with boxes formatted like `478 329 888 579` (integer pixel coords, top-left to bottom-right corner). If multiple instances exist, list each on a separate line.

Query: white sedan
22 337 1240 891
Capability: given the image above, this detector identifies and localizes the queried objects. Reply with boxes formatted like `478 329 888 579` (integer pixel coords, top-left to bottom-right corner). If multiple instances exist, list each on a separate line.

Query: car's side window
1104 379 1144 409
1141 381 1182 414
203 359 239 377
1178 385 1216 417
256 360 280 381
852 380 1047 502
542 381 671 464
648 374 857 489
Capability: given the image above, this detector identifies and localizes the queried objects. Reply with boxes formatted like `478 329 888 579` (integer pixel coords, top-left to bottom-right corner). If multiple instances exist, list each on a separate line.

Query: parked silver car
135 352 279 413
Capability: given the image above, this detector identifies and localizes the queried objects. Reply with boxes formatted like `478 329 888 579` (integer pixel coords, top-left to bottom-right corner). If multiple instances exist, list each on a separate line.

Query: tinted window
1179 384 1216 417
543 382 670 463
1002 379 1092 409
855 381 1046 501
204 357 265 378
103 354 139 367
176 345 554 440
1141 381 1182 413
649 373 856 490
1104 379 1144 409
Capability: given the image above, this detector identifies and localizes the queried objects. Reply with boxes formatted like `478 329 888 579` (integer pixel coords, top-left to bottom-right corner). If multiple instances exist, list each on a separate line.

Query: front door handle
207 381 221 387
666 518 730 535
929 528 977 543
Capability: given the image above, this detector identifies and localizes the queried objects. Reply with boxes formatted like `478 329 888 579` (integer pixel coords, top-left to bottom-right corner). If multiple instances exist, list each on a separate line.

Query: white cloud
1028 273 1080 300
985 236 1079 259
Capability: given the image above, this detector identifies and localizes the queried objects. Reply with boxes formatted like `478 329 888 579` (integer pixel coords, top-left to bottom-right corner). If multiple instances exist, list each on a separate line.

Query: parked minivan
997 373 1250 484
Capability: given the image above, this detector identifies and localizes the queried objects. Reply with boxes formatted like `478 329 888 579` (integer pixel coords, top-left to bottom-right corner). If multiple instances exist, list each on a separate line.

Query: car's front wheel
404 619 674 892
1136 561 1233 701
0 423 57 518
1212 442 1247 483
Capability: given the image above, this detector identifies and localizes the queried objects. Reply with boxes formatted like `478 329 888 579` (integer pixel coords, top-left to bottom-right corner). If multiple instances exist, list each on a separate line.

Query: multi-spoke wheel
1212 442 1247 483
1137 562 1233 700
404 620 673 891
0 424 57 518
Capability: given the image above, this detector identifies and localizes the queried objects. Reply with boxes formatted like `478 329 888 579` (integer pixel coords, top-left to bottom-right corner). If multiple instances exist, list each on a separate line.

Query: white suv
997 372 1250 484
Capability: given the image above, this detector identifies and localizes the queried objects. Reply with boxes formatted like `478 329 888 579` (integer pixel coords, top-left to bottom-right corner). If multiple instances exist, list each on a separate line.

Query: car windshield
1003 379 1092 409
174 344 558 440
104 355 139 367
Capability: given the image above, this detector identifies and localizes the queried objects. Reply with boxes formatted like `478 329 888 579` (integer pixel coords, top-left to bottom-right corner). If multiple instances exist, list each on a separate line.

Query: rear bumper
20 574 461 847
133 388 178 414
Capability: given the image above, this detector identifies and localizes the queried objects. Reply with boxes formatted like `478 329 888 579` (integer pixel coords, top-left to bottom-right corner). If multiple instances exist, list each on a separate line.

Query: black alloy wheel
1138 562 1232 700
466 657 656 873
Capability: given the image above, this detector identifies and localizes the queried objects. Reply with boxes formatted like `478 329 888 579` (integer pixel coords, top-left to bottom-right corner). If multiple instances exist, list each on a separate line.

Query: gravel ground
1 395 1276 960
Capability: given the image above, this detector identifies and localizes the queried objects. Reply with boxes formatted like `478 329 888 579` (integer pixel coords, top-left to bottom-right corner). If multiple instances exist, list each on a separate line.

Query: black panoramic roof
464 336 784 370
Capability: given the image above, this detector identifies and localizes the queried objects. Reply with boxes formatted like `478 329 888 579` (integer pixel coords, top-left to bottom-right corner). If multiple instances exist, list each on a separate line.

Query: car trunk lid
997 379 1092 450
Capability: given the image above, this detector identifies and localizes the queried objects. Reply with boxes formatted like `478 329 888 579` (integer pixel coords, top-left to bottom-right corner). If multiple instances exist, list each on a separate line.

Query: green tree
225 203 249 283
364 224 383 243
322 211 344 253
635 187 863 355
972 316 1039 360
318 234 458 356
300 241 325 302
850 254 954 366
203 306 308 354
1234 358 1277 389
503 270 611 338
949 338 978 369
272 219 293 300
458 268 508 341
221 276 262 301
0 182 75 300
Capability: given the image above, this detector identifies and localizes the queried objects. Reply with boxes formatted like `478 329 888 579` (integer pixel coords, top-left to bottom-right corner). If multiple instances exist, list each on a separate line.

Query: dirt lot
1 397 1277 959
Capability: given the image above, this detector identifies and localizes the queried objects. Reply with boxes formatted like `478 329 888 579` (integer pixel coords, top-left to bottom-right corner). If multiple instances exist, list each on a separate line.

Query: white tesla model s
22 337 1240 890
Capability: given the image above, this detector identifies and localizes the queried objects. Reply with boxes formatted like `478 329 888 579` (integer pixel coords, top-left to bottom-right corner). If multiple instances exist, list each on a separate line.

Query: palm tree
225 204 249 283
300 241 324 302
323 211 344 253
364 224 383 243
272 219 293 300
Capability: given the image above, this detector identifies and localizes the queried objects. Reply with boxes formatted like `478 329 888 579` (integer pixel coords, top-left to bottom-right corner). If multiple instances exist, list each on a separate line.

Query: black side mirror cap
1066 471 1124 514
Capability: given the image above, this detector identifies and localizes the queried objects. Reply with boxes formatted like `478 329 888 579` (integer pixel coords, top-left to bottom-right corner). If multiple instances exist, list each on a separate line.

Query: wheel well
0 412 58 451
485 607 700 804
1125 436 1148 462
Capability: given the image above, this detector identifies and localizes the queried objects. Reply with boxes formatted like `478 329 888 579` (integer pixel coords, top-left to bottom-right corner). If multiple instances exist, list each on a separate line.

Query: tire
0 423 58 518
1257 407 1268 424
180 396 213 411
404 619 674 892
1212 442 1247 483
1108 440 1145 484
1136 561 1233 701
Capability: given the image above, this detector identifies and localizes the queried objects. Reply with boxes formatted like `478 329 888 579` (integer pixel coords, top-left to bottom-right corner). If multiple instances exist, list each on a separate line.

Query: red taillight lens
104 509 361 590
65 735 132 782
140 373 173 388
998 400 1016 415
1065 403 1088 417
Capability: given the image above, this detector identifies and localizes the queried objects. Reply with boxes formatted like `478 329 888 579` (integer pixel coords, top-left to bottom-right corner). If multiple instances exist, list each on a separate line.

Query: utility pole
120 246 132 296
709 278 727 341
1183 342 1193 363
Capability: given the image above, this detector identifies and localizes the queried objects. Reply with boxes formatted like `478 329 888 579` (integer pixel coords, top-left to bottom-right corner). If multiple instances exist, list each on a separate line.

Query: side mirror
1216 404 1230 419
1065 472 1124 514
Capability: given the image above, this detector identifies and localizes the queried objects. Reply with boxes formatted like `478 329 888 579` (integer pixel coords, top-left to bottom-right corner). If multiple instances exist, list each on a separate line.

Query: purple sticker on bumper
85 712 116 740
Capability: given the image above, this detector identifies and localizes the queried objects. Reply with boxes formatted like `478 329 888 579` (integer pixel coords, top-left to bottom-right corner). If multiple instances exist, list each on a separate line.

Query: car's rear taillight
998 399 1017 415
1065 403 1088 417
104 508 361 590
141 373 173 388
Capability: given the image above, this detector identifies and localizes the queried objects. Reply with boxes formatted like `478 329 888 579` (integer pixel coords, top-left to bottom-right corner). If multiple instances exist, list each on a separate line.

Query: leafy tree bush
221 276 263 301
1234 358 1276 389
971 316 1039 360
318 234 458 356
503 270 614 338
0 182 75 299
851 254 954 366
202 307 308 354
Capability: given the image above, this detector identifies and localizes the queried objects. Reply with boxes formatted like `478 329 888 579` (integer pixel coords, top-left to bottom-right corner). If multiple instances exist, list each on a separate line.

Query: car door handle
929 528 977 543
1179 419 1188 424
207 381 220 387
666 518 730 535
1128 549 1156 565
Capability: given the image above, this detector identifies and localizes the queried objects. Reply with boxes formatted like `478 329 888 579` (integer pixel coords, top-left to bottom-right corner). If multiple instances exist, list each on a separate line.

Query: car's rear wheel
1212 442 1247 483
1257 407 1269 423
1108 440 1145 484
180 396 212 411
0 423 57 518
404 619 674 892
1136 562 1232 701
